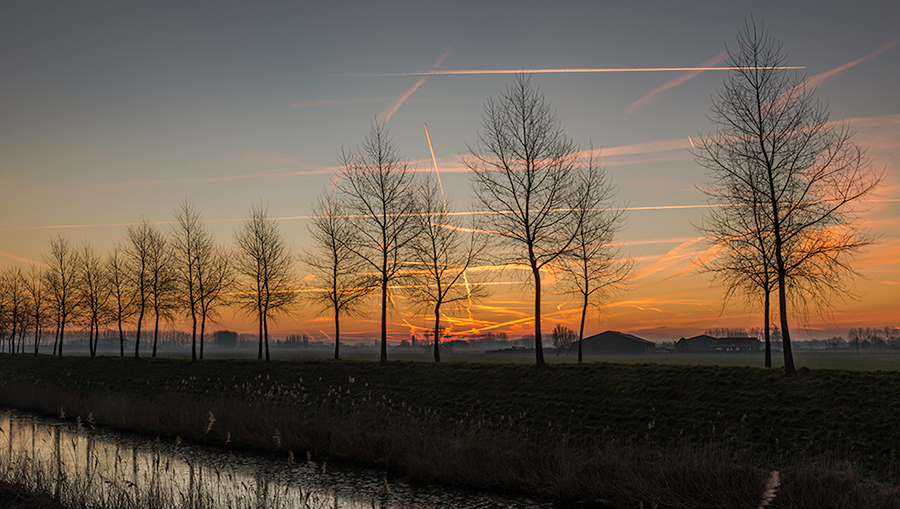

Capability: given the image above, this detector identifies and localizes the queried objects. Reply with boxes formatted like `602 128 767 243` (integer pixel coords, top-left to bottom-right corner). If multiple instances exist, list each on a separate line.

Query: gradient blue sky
2 1 898 342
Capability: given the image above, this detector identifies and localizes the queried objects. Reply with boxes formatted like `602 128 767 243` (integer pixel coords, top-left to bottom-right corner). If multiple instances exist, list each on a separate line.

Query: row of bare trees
0 206 233 361
4 21 879 371
301 75 630 366
1 76 631 367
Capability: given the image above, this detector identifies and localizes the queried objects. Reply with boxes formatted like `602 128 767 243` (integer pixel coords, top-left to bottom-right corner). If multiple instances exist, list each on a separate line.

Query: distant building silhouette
675 334 760 353
580 331 655 355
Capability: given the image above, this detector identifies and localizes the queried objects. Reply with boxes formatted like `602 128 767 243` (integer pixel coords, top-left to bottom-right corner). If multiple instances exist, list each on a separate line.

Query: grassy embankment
1 354 899 508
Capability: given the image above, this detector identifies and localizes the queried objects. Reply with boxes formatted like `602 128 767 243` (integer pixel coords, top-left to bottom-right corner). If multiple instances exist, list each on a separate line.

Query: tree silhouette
407 177 487 362
107 246 136 357
558 157 631 362
302 194 373 360
75 242 112 358
234 202 298 361
23 265 49 355
466 74 592 367
124 218 164 359
696 20 881 375
44 235 78 357
335 122 418 364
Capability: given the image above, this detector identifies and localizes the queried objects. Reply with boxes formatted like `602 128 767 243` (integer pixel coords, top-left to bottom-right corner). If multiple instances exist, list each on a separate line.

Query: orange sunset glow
1 2 898 348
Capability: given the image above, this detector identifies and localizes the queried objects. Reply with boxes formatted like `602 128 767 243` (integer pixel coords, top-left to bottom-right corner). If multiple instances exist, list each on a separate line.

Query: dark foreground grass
1 354 899 508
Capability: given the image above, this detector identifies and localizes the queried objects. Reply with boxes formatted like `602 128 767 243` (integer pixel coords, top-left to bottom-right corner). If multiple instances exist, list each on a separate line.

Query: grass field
92 344 900 372
1 353 899 508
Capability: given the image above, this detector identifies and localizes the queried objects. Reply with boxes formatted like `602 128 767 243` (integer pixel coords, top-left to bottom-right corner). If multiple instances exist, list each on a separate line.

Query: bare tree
301 194 373 360
44 235 78 357
0 276 8 352
466 74 591 367
107 246 136 357
407 177 487 362
0 268 28 354
146 232 176 358
171 200 205 361
23 265 49 355
550 324 577 356
335 122 418 364
75 243 112 358
696 20 881 376
558 157 631 362
700 165 781 367
195 244 231 360
234 202 298 361
125 218 164 359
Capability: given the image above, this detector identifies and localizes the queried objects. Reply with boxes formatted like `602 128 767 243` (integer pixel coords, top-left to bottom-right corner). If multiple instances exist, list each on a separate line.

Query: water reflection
0 409 549 509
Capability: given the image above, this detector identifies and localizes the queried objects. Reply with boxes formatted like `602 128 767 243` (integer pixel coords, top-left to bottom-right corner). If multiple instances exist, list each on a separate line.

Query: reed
2 354 900 508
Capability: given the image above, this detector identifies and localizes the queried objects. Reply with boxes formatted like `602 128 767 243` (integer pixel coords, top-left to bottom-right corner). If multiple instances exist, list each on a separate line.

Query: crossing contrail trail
334 66 804 77
424 123 447 213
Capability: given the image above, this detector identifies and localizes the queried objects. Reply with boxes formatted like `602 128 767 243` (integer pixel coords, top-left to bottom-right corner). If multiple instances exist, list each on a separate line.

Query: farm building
675 334 761 353
580 331 656 355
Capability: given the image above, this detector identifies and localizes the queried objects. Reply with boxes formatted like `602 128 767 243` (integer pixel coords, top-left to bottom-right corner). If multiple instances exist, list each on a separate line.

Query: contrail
626 51 729 113
424 123 447 212
335 66 804 77
378 44 453 123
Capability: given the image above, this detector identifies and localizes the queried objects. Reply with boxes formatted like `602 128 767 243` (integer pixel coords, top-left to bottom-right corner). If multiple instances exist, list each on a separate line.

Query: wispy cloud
628 237 707 282
378 44 453 123
626 51 728 114
0 251 44 266
775 39 900 107
803 39 899 91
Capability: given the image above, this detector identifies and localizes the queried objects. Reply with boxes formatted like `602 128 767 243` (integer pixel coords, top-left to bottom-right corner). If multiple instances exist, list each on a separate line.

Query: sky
2 1 898 344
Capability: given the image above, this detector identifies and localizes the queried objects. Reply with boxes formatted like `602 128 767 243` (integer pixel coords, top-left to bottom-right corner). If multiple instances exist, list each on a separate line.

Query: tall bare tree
234 203 298 361
336 122 418 364
407 177 487 362
23 265 49 355
172 201 234 362
107 246 136 357
699 165 778 367
125 218 164 359
195 246 231 360
558 159 631 362
696 20 881 375
466 74 591 367
302 194 373 360
76 243 112 358
1 268 28 354
44 235 78 357
146 234 176 358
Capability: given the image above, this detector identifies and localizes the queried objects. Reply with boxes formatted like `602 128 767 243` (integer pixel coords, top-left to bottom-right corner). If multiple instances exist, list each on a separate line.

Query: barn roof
583 330 654 345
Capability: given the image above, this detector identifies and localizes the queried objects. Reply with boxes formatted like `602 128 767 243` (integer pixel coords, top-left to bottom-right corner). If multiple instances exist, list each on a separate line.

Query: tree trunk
152 310 160 358
257 302 264 360
533 265 545 368
264 314 270 362
58 319 65 357
118 317 125 358
433 305 441 363
200 313 207 361
578 294 588 363
33 323 41 356
333 312 340 360
380 257 388 364
763 288 771 368
134 306 144 359
190 309 198 363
